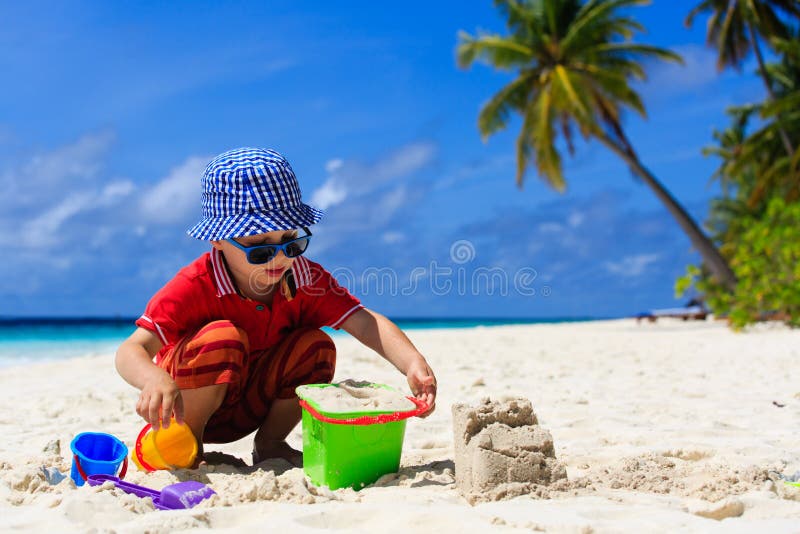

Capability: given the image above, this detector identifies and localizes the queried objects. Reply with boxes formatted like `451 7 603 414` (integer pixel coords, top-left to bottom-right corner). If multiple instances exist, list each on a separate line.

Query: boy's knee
284 327 336 378
190 320 250 352
292 327 334 346
290 328 336 361
167 320 250 382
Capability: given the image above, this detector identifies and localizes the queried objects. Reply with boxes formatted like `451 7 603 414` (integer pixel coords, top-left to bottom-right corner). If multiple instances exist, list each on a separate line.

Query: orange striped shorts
158 320 336 443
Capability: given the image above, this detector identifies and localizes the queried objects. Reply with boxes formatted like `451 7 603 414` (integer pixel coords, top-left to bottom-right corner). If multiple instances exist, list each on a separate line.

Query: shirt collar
291 255 312 288
211 248 311 298
211 248 237 297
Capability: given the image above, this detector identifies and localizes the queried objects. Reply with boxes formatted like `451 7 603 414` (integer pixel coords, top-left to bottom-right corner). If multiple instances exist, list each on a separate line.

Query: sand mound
573 452 772 502
452 397 567 503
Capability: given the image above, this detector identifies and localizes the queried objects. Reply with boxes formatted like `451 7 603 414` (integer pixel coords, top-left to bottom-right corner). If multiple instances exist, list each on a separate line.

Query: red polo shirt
135 248 363 363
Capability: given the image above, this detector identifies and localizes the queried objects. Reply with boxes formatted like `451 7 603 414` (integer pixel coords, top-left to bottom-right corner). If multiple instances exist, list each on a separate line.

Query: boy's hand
136 371 184 430
406 358 437 418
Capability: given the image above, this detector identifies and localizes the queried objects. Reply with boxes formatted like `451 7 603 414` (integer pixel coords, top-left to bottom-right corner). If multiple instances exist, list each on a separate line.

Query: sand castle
452 397 566 502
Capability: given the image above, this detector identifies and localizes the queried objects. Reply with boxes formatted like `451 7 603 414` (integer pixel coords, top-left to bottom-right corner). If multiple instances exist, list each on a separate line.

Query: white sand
1 319 800 532
297 380 416 413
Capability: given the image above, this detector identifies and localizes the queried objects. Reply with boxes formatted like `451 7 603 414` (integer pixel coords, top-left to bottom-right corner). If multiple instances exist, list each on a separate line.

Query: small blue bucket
70 432 129 486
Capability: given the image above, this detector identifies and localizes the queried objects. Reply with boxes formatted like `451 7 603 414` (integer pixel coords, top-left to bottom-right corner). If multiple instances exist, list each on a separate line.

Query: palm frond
593 71 646 117
494 0 544 34
718 15 749 70
529 89 566 190
477 72 536 139
563 0 649 52
588 43 684 66
576 57 646 80
553 65 589 117
749 1 791 40
684 0 715 28
457 31 535 70
760 92 800 118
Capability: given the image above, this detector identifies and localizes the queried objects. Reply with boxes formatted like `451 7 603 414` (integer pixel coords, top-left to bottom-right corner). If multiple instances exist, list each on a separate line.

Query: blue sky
0 1 766 318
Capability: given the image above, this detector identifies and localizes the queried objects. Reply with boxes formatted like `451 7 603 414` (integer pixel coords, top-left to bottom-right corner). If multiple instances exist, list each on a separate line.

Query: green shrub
677 198 800 329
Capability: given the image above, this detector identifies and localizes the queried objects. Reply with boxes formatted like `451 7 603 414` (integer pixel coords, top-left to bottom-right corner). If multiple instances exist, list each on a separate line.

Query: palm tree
745 34 800 200
685 0 800 156
458 0 737 290
702 106 762 250
712 34 800 208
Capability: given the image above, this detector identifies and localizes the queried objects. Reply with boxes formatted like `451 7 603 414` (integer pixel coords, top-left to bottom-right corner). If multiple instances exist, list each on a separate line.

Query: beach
1 318 799 532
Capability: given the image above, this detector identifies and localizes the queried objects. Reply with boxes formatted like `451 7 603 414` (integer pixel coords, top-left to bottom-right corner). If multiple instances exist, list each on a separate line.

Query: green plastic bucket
296 383 426 490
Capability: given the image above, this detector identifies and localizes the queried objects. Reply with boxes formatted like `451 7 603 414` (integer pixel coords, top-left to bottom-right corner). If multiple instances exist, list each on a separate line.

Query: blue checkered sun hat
187 148 324 240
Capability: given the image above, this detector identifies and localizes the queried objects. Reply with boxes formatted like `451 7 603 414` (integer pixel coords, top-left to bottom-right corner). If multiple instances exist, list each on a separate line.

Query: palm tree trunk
594 133 738 292
748 23 795 157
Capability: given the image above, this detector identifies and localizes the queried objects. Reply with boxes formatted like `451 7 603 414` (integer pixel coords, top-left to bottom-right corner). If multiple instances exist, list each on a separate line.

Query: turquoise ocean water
0 317 595 368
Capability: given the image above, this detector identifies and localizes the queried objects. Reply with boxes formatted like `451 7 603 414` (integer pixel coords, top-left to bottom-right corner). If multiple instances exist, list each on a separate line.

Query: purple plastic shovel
87 474 215 510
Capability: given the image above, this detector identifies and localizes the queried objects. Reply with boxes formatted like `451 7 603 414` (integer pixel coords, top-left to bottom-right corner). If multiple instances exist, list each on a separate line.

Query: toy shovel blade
87 474 215 510
156 480 216 510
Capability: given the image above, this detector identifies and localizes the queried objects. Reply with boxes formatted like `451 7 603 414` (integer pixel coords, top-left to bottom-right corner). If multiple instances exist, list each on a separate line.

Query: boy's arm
115 327 184 430
340 308 436 416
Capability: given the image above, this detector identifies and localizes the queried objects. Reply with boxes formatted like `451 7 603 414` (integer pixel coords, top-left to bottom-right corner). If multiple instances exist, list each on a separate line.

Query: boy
115 148 437 465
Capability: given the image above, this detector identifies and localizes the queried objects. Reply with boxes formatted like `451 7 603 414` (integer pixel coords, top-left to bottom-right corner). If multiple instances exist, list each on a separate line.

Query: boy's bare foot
252 440 303 467
189 443 206 469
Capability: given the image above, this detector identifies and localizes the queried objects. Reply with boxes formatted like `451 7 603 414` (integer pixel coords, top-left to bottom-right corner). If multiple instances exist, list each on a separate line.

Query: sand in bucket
132 417 198 471
299 380 416 413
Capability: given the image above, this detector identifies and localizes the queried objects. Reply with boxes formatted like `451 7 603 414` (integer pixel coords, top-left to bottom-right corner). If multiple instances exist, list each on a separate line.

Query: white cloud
568 211 584 228
310 176 348 210
373 186 408 225
22 131 112 183
2 131 115 208
101 180 135 202
604 253 660 278
433 153 515 191
89 226 115 249
325 158 343 173
309 141 437 211
139 155 209 224
642 44 719 96
372 143 436 181
0 132 127 249
22 192 93 244
382 231 406 244
0 132 226 307
21 178 135 245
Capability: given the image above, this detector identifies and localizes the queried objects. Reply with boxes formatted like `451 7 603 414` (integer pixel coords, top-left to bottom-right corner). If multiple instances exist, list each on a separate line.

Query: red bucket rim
299 396 429 425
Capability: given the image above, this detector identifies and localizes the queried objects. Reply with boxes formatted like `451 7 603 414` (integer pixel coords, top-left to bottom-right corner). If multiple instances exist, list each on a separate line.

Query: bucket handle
73 454 128 483
298 396 429 425
134 423 160 472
